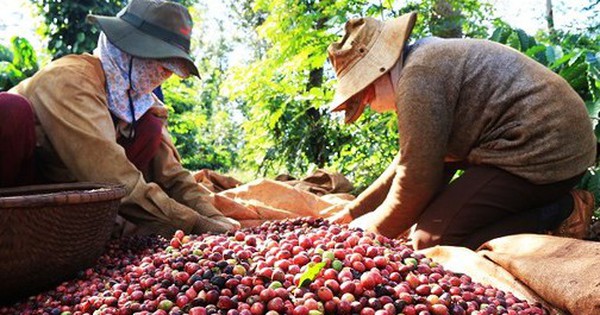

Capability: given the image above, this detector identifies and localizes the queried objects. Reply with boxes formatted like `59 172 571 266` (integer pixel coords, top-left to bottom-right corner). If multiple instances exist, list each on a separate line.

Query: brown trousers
411 165 582 250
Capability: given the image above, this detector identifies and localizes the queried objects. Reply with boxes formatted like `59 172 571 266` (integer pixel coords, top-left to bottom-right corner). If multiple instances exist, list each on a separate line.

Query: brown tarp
196 169 354 227
421 235 600 315
479 234 600 315
193 169 243 193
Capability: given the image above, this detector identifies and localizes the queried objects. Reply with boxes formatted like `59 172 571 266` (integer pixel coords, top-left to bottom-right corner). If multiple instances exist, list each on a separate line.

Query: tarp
420 235 600 315
202 168 354 227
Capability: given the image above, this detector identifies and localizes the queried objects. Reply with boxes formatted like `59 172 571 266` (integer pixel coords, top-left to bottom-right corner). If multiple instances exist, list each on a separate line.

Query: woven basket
0 182 126 303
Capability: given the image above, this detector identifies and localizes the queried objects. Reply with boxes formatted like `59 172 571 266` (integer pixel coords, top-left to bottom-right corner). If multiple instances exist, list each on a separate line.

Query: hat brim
328 12 417 113
87 14 200 77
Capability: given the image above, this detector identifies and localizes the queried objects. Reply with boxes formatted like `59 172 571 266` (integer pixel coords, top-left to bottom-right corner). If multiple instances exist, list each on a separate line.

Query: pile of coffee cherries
3 218 546 315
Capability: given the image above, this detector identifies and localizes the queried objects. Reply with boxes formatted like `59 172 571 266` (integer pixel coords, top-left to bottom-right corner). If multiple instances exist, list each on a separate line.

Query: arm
352 65 456 238
144 99 238 229
150 127 238 223
345 151 402 218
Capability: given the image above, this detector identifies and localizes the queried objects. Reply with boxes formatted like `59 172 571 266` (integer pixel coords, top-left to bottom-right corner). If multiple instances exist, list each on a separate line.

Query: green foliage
162 75 242 172
30 0 126 58
0 37 39 91
162 7 242 173
398 0 495 38
0 45 14 63
298 262 325 287
226 0 375 181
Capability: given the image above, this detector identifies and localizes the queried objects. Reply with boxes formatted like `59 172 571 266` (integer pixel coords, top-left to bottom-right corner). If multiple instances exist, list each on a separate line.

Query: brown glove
192 214 240 234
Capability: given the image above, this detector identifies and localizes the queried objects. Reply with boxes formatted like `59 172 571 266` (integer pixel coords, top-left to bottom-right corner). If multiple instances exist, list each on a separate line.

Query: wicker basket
0 182 126 303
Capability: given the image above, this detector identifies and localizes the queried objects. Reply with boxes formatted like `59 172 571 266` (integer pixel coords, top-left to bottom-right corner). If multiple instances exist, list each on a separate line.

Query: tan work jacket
11 54 227 235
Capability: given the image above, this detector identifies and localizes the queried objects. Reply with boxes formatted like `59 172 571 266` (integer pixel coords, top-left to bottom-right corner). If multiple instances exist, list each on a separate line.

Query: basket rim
0 182 127 208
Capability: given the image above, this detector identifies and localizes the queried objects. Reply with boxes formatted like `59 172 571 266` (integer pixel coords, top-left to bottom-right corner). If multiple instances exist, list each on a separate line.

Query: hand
326 206 353 224
348 212 377 232
193 214 240 234
214 215 241 230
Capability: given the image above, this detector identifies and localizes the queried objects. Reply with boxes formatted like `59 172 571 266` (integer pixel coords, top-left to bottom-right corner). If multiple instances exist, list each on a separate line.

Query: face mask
130 58 173 95
338 85 374 124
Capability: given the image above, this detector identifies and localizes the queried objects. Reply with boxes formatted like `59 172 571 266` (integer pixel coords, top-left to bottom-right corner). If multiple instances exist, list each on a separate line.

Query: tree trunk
546 0 555 35
431 0 463 38
305 15 327 167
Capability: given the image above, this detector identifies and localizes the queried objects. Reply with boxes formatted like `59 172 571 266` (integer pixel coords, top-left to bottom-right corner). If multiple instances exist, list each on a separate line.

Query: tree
546 0 555 35
30 0 126 58
225 0 376 180
162 3 243 172
0 37 39 91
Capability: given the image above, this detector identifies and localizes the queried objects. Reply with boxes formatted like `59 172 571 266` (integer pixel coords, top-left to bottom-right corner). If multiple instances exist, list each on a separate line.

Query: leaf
0 44 13 63
489 27 510 44
0 61 25 91
525 45 548 65
298 262 326 288
544 46 563 65
586 99 600 118
515 28 535 52
76 32 85 43
587 52 600 90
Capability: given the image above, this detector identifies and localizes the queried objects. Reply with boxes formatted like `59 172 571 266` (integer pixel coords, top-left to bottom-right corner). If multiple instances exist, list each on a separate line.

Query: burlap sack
214 179 352 227
419 246 565 315
479 234 600 315
193 169 242 193
276 169 354 196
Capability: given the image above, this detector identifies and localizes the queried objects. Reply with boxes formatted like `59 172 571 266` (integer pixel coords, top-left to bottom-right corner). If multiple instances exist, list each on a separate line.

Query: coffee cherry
3 218 546 315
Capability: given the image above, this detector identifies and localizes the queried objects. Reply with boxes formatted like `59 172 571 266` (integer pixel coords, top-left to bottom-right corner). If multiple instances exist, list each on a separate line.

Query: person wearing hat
0 0 239 236
327 12 596 250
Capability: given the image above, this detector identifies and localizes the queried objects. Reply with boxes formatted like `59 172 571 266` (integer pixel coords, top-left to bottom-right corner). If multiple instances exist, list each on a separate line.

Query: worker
327 12 596 249
0 0 239 236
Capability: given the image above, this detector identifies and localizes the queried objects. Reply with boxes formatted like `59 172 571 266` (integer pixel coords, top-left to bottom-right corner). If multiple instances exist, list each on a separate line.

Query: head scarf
94 32 191 124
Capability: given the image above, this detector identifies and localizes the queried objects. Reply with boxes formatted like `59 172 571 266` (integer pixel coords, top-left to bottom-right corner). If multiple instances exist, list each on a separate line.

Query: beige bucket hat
327 12 417 112
87 0 199 77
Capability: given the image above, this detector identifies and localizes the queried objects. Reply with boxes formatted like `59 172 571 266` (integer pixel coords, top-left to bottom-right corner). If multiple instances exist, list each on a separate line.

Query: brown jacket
10 54 230 235
349 38 596 237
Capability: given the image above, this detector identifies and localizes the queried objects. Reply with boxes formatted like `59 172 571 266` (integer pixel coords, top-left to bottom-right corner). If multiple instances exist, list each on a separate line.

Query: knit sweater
349 38 596 238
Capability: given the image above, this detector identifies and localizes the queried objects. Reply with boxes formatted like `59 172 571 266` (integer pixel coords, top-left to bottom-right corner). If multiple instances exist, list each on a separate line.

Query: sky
0 0 596 65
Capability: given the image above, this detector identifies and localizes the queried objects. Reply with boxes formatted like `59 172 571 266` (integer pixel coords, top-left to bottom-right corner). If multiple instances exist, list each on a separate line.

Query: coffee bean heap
2 218 546 315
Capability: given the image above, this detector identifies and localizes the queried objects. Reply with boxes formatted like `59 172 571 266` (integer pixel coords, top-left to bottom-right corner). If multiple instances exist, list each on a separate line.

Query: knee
0 92 35 128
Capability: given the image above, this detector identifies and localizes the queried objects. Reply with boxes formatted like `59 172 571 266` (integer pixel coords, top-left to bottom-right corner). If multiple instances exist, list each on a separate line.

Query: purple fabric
0 92 36 187
117 112 163 174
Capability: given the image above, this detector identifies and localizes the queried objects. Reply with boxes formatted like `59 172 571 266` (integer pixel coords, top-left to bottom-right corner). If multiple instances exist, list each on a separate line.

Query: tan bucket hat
327 12 417 112
87 0 199 77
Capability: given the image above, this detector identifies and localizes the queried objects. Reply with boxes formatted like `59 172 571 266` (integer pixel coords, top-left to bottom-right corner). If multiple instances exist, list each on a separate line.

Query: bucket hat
87 0 199 77
327 12 417 112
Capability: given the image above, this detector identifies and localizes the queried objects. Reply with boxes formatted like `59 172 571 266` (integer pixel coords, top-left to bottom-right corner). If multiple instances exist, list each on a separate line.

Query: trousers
411 164 581 250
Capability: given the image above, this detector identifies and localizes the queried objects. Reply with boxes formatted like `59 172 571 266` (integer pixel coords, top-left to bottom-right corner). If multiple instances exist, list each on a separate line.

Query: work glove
192 213 240 234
